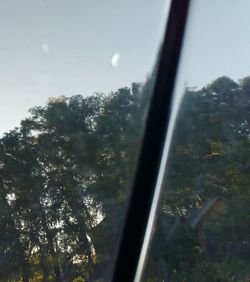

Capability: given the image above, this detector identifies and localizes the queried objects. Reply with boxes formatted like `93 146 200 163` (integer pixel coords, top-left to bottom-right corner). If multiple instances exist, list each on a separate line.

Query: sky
1 0 250 135
0 0 170 134
176 0 250 91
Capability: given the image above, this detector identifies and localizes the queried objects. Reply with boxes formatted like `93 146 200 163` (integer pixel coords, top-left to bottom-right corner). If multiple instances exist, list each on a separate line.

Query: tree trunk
39 205 62 282
21 264 29 282
67 199 94 278
0 192 29 282
39 242 49 282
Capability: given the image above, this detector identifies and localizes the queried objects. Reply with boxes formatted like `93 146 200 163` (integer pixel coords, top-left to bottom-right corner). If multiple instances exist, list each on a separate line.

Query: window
0 1 170 281
4 1 249 281
135 1 250 281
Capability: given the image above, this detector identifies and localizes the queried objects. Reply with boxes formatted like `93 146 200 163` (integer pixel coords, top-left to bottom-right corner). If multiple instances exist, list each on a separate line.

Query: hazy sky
1 0 250 135
0 0 169 134
176 0 250 90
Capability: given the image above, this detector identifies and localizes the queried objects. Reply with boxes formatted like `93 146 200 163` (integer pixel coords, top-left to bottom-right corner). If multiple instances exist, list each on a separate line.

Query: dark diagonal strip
112 1 191 281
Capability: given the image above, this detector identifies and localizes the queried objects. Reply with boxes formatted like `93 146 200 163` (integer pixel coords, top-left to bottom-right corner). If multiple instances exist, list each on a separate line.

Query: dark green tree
144 77 250 281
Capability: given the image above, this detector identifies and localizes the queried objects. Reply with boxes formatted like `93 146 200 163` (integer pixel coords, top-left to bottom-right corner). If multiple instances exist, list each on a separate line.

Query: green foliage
144 76 250 281
0 82 148 281
1 75 250 281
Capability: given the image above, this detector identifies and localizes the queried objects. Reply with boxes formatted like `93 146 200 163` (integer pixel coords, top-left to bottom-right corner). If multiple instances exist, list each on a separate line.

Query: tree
144 77 250 281
1 75 250 281
0 81 148 281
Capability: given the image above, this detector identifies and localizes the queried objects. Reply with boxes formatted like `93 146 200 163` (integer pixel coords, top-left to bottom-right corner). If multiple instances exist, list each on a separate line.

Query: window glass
0 1 170 281
141 1 250 281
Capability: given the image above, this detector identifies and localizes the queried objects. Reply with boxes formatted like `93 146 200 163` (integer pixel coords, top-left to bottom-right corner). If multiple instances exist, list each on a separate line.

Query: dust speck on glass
0 0 170 281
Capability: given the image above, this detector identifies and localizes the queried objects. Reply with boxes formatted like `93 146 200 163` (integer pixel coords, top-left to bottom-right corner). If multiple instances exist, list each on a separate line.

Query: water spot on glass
42 43 50 54
111 52 120 67
64 136 71 142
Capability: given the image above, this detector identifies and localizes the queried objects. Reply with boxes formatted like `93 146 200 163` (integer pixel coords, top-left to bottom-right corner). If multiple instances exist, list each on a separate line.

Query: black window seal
111 0 191 281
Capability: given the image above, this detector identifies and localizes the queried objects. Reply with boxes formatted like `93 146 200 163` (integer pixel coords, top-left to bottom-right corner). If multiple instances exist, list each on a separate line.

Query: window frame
111 1 190 281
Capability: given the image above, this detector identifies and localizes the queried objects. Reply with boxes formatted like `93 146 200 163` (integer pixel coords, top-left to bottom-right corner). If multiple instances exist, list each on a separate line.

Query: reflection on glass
0 0 169 281
141 1 250 281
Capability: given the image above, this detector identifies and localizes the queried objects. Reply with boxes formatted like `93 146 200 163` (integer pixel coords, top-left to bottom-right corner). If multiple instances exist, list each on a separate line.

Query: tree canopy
0 76 250 281
144 76 250 282
0 82 148 281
